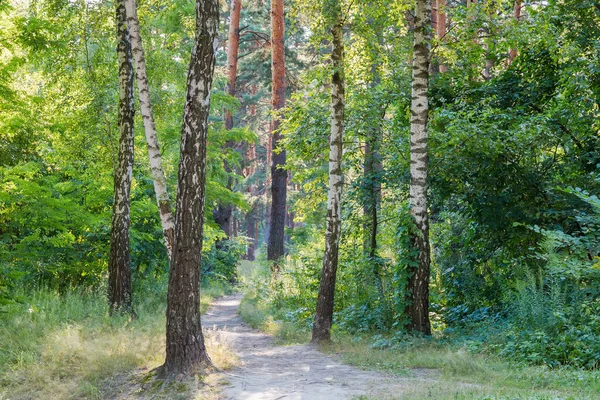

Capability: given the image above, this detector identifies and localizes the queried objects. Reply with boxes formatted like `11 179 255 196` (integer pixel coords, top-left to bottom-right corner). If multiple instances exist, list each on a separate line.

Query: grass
236 265 600 400
0 279 236 400
238 288 310 345
323 334 600 399
239 295 600 399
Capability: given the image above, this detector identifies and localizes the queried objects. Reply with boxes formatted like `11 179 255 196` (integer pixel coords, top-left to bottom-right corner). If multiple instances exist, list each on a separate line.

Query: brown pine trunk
437 0 447 73
312 6 344 344
214 0 243 241
162 0 219 376
124 0 175 261
244 98 257 260
108 0 135 316
267 0 287 268
508 0 521 64
224 0 241 131
246 204 257 261
406 0 432 335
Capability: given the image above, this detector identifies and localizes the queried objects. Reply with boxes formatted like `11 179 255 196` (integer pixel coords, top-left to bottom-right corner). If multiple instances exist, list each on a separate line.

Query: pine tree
267 0 287 268
213 0 243 241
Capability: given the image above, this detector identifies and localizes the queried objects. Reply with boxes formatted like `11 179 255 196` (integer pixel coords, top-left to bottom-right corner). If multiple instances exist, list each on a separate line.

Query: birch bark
108 0 135 315
162 0 219 376
406 0 432 335
312 7 344 344
124 0 175 261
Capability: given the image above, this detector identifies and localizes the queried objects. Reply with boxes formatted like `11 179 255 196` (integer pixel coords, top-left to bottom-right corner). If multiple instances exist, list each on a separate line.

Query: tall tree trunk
162 0 219 376
214 0 243 240
124 0 175 261
245 90 258 261
364 25 385 319
246 203 257 261
483 0 495 80
507 0 521 65
406 0 432 335
267 0 287 268
312 8 344 344
437 0 447 73
224 0 241 131
108 0 135 316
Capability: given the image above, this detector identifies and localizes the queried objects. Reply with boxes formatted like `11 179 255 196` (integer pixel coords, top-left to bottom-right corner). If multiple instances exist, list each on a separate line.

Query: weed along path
202 293 433 400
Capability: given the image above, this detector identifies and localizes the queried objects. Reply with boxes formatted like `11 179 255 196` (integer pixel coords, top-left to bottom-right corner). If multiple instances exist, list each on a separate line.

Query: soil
202 293 438 400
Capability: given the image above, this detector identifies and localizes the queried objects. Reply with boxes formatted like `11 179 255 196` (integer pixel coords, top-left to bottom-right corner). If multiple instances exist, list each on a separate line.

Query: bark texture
437 0 447 73
224 0 241 131
162 0 219 376
214 0 242 241
108 0 135 315
406 0 432 335
363 21 385 316
364 64 386 319
508 0 522 64
267 0 287 267
312 12 344 344
124 0 175 261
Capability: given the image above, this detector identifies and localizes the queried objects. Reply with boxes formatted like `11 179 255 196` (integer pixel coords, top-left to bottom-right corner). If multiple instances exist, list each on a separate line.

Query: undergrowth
238 259 600 399
0 277 234 400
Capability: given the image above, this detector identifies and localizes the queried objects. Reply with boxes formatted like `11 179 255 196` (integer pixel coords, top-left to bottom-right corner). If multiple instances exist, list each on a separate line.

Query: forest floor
204 293 454 400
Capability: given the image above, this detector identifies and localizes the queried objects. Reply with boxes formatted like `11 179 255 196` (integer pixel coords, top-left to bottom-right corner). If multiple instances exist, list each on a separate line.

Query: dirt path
201 293 436 400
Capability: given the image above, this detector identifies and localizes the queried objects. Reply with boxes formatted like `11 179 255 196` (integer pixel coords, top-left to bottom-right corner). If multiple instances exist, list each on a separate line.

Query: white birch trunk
312 9 345 344
124 0 175 261
406 0 432 335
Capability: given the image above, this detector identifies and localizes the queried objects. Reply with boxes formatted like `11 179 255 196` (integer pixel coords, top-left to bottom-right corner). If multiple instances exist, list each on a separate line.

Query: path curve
201 293 434 400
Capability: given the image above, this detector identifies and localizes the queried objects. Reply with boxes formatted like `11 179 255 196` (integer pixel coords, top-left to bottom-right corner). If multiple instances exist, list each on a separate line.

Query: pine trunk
267 0 287 268
437 0 447 73
108 0 135 316
312 11 344 344
246 204 257 261
224 0 241 131
162 0 219 376
124 0 175 261
406 0 432 335
214 0 242 240
508 0 521 64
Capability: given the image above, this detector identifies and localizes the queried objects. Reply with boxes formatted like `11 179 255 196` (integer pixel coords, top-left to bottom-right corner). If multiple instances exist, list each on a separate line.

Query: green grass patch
0 279 234 399
325 335 600 399
238 289 310 345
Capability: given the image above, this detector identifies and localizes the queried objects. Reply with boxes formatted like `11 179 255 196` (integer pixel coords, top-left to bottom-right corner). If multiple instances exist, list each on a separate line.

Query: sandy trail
201 293 435 400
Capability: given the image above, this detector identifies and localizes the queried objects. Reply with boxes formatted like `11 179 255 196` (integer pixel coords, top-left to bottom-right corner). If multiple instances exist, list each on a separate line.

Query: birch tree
312 0 345 344
162 0 219 376
108 0 135 315
124 0 175 261
406 0 432 335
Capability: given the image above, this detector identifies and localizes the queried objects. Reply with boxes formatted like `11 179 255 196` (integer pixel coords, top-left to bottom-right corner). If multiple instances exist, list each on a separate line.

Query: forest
1 0 599 398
